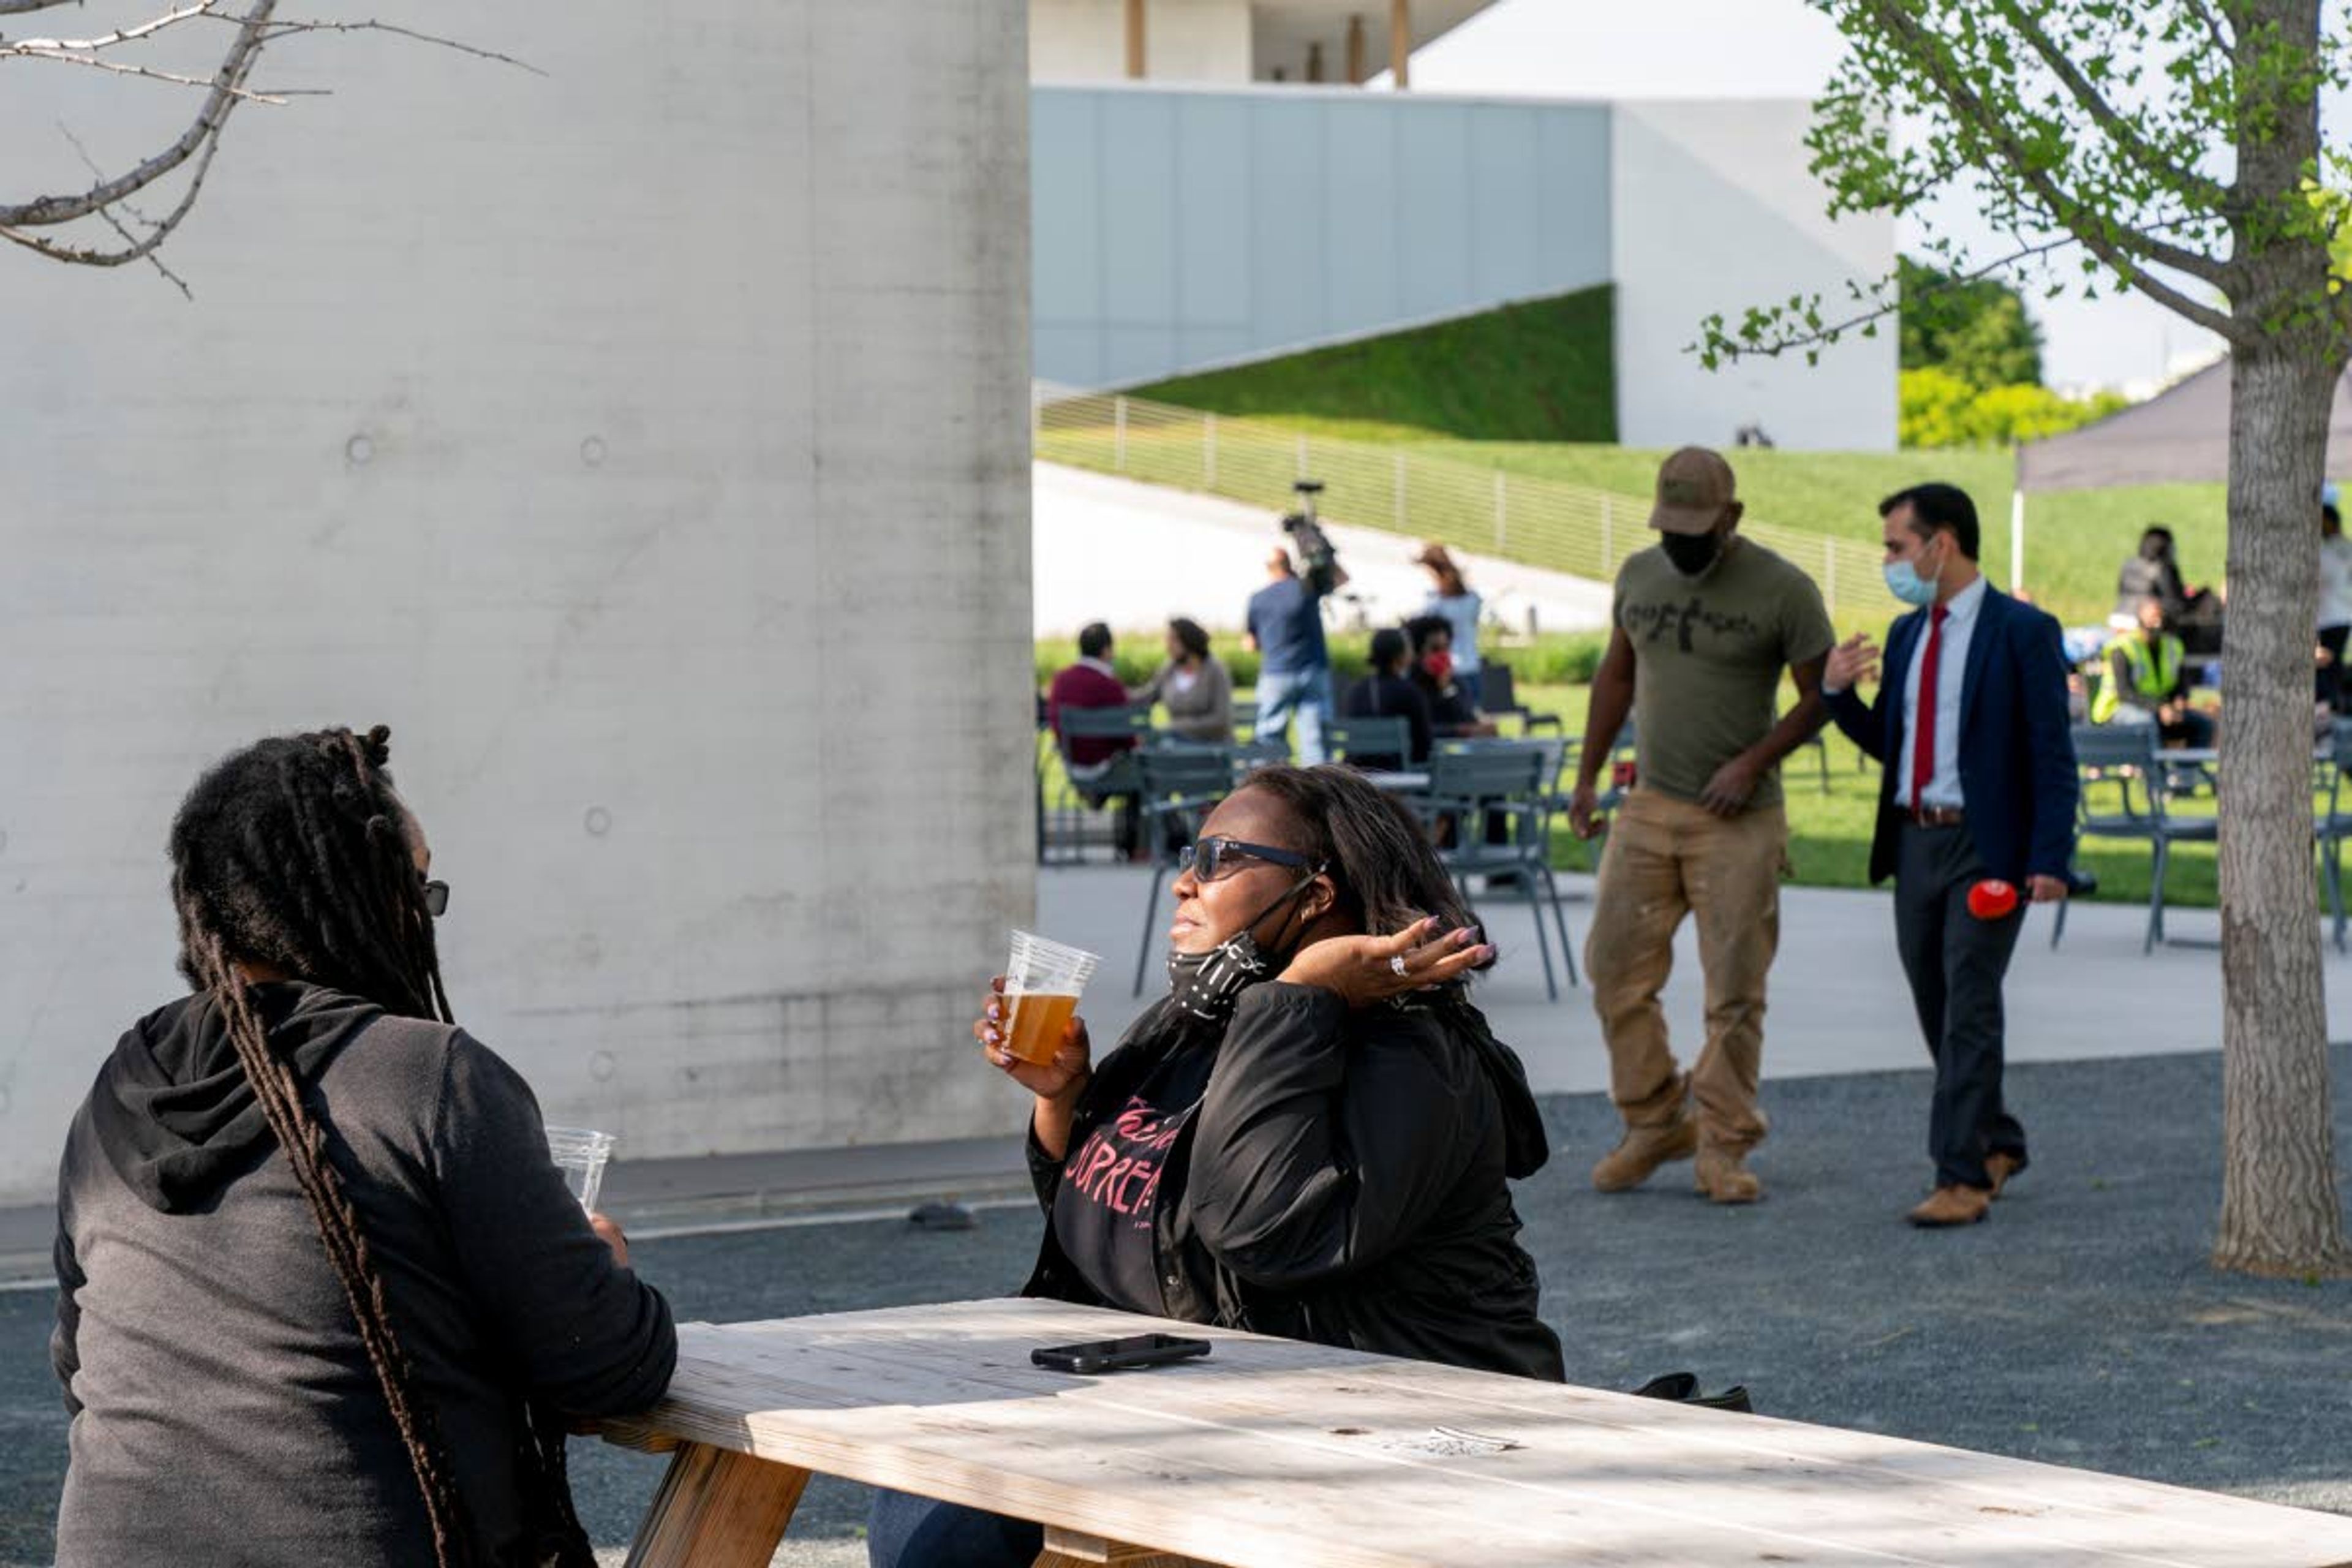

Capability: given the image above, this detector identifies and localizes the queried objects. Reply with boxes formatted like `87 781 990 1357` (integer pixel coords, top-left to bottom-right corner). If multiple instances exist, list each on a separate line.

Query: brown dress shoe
1985 1152 2024 1198
1907 1185 1992 1227
1694 1145 1762 1204
1592 1117 1699 1193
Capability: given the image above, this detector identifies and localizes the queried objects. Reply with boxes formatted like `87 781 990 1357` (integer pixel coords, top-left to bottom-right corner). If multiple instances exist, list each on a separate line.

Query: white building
1032 0 1494 87
1028 5 1897 451
0 3 1035 1202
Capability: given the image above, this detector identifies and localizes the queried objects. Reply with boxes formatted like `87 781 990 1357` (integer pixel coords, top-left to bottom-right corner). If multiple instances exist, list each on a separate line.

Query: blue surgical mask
1884 541 1944 607
1883 561 1936 606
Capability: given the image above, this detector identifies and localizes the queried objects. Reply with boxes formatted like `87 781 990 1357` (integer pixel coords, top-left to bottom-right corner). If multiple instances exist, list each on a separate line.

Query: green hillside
1131 286 1617 444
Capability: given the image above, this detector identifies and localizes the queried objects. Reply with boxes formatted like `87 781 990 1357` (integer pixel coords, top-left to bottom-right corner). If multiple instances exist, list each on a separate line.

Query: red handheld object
1967 879 2019 921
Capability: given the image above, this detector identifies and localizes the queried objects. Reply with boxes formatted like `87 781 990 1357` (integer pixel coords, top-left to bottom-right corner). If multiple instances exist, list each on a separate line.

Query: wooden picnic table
597 1298 2352 1568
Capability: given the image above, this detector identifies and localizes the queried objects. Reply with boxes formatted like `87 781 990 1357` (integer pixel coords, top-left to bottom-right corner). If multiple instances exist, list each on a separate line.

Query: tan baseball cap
1649 447 1738 535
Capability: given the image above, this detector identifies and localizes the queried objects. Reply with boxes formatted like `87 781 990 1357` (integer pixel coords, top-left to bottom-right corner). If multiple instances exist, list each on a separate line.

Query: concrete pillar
1346 15 1366 84
1125 0 1146 78
1389 0 1411 88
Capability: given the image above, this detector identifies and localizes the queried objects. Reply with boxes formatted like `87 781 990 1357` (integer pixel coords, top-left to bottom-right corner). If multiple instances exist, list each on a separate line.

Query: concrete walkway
1041 865 2352 1095
1032 461 1614 638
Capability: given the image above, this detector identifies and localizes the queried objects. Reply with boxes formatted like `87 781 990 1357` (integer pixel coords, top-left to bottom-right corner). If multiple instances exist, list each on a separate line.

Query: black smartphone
1030 1332 1212 1375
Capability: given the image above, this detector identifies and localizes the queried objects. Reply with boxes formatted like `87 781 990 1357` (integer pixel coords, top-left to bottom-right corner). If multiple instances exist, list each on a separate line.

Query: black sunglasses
1177 836 1314 883
420 877 450 919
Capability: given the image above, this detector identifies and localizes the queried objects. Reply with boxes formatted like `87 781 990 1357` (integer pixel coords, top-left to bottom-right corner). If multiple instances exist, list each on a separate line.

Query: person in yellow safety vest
2094 597 2215 746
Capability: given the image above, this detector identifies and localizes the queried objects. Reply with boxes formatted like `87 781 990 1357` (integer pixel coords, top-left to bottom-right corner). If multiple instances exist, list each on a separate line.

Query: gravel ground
3 1045 2348 1564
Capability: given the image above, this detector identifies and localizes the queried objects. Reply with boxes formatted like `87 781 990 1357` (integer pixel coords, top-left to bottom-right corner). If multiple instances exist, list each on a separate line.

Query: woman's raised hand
1276 917 1491 1008
974 974 1092 1104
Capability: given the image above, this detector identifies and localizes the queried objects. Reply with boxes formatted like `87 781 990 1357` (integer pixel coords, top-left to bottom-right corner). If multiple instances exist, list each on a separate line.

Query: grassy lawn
1132 287 1616 443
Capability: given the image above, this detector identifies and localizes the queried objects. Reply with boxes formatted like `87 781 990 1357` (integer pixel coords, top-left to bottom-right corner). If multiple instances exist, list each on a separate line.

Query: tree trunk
2214 340 2352 1276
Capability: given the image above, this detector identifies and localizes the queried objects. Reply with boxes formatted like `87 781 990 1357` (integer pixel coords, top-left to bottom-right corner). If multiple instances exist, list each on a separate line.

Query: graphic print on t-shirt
1062 1095 1194 1230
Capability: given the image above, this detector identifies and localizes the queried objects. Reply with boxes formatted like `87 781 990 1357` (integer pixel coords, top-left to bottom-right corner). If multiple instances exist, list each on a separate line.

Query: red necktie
1913 605 1949 810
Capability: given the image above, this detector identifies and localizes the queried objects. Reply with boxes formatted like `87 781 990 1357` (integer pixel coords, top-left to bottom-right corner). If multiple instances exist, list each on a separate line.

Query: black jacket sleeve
431 1034 677 1416
51 1219 84 1419
2019 612 2081 880
1825 679 1888 760
1185 984 1476 1289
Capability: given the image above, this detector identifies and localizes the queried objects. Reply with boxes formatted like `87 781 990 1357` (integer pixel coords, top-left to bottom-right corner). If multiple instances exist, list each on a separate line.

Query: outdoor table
1357 769 1431 793
597 1298 2352 1568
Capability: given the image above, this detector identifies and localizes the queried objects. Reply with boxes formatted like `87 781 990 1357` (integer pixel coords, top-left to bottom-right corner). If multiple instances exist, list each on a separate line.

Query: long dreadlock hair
167 726 584 1568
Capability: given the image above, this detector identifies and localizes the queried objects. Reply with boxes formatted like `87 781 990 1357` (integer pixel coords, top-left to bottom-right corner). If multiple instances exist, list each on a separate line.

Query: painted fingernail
987 1003 1000 1020
984 1027 1000 1043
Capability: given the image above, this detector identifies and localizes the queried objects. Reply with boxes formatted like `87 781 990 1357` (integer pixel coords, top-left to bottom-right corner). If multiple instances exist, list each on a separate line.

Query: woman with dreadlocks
870 764 1563 1567
51 726 675 1567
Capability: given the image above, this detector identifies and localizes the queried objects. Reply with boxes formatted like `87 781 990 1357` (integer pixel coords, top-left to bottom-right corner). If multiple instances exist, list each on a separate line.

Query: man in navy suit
1823 483 2078 1227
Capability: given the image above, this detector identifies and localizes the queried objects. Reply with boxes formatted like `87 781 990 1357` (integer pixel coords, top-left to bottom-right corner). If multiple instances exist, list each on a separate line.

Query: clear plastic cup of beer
1000 931 1101 1066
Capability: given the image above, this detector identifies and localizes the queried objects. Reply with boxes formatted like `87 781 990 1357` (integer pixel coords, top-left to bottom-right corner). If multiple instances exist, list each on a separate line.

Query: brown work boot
1985 1152 2024 1199
1591 1117 1699 1193
1694 1145 1762 1204
1906 1185 1991 1227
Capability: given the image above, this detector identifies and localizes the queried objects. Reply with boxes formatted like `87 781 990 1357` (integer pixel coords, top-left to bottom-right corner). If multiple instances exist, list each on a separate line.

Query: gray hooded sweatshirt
51 982 676 1566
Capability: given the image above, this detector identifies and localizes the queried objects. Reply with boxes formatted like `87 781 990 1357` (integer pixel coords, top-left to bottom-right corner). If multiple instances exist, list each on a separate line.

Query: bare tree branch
0 0 101 13
0 0 276 230
1 2 224 54
55 119 195 295
1 80 233 268
6 48 293 102
247 15 545 75
1853 0 2245 338
1987 0 2233 209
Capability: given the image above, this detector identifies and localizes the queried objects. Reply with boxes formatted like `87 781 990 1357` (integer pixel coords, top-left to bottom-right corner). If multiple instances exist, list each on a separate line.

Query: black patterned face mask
1166 869 1321 1023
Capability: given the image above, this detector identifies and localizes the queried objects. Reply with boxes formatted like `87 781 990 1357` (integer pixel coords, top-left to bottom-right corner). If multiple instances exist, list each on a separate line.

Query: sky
1403 0 2226 393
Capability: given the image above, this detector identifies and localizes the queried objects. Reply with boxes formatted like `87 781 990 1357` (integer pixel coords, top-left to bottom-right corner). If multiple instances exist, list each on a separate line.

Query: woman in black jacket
52 728 675 1567
869 764 1562 1568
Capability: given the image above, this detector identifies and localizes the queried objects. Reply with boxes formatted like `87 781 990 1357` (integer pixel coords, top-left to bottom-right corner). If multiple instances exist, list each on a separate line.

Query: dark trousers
868 1489 1039 1568
2321 625 2350 712
1893 822 2029 1190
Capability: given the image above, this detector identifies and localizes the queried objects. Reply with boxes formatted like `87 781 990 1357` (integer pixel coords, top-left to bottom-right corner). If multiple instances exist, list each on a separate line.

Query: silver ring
1389 954 1410 978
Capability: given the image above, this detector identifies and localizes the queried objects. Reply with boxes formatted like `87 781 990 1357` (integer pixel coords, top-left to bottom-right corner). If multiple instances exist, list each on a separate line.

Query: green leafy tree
1705 1 2352 1276
1899 255 2048 388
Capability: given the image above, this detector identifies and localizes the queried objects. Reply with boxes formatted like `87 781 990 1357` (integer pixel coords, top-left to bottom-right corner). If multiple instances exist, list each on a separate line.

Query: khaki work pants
1585 789 1787 1153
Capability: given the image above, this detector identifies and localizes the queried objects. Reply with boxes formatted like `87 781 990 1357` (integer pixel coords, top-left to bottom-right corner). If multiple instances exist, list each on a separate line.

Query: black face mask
1660 530 1723 578
1166 869 1322 1023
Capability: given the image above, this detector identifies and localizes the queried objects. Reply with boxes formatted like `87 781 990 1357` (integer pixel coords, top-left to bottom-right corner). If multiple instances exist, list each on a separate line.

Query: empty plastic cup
545 1126 615 1215
1000 930 1102 1066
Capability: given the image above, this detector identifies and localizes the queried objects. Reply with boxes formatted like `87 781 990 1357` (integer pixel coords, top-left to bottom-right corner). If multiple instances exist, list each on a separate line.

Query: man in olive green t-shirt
1567 448 1835 1204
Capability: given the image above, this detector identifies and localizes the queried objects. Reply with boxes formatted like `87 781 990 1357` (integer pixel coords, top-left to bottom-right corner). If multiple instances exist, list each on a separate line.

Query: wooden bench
599 1297 2352 1568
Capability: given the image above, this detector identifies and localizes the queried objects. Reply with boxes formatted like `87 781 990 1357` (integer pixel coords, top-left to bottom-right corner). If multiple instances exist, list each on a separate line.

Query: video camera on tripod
1280 479 1341 597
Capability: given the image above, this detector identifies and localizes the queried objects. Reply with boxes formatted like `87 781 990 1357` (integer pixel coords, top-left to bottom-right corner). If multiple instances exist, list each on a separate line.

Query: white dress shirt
1902 576 1987 810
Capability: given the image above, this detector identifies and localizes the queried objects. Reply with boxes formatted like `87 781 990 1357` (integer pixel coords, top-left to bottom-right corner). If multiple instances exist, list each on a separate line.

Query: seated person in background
1048 622 1142 858
1126 617 1234 743
2112 527 2190 630
2094 597 2215 748
1340 627 1434 771
870 766 1564 1568
1405 615 1499 740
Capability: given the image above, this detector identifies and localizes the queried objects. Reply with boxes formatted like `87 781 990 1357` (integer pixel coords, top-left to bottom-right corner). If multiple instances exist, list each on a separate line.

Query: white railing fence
1035 391 1885 619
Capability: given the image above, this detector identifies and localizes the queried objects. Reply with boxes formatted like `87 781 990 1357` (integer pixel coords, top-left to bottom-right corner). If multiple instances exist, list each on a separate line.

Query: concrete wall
0 2 1037 1202
1033 0 1254 81
1033 84 1612 388
1609 100 1896 451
